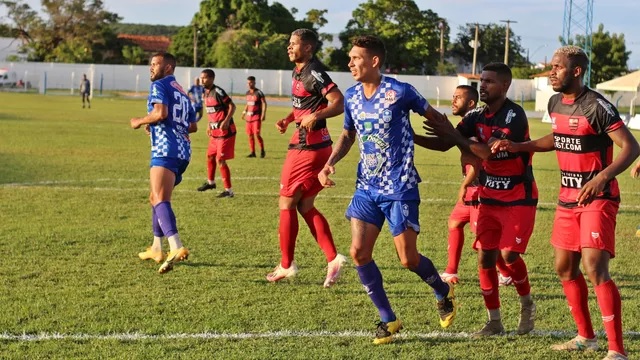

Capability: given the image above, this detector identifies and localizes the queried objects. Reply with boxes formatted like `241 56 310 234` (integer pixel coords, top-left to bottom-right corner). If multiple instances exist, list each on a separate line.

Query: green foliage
451 23 528 70
1 0 121 63
208 29 288 69
511 65 550 80
331 0 444 74
111 23 181 36
570 23 630 85
2 92 640 358
121 45 147 65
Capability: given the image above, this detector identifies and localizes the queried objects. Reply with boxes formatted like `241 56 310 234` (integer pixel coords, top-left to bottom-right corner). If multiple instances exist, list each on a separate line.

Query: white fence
0 61 537 101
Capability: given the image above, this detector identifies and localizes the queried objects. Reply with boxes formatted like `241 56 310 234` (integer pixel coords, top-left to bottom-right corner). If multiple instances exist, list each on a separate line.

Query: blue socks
152 206 164 237
410 255 450 301
356 260 395 323
154 201 177 237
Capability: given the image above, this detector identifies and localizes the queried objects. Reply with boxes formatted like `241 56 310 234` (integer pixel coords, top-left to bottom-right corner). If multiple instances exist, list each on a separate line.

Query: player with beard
422 62 538 337
266 29 347 287
319 35 457 344
132 52 197 273
492 45 638 360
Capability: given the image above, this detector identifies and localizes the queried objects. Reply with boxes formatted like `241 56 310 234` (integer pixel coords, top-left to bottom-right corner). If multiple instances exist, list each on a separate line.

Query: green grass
1 92 640 359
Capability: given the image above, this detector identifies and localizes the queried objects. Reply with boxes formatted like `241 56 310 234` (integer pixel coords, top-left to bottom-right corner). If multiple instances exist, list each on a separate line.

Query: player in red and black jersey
493 46 638 359
422 63 538 337
266 29 347 287
196 69 237 198
242 76 267 158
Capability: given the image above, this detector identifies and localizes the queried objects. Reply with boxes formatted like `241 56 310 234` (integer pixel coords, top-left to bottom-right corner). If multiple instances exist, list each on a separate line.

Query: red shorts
449 202 479 233
280 147 331 198
207 135 236 160
245 121 262 135
474 204 536 253
551 200 618 257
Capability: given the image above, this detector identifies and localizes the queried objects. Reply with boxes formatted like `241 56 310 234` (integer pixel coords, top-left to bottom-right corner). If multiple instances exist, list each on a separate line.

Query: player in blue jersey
318 35 457 344
130 52 198 274
188 77 204 122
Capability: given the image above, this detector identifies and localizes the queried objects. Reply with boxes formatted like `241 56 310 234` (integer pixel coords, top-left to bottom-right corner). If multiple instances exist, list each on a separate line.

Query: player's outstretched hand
318 164 336 188
276 119 289 134
631 161 640 178
491 139 517 153
423 113 455 139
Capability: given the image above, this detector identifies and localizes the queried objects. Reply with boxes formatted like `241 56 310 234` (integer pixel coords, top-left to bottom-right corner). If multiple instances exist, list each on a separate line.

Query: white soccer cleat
550 335 599 351
324 254 347 288
266 262 298 282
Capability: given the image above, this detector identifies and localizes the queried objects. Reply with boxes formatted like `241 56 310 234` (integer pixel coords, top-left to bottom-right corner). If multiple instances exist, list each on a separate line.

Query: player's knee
503 251 520 264
349 246 372 266
448 220 464 230
399 255 420 270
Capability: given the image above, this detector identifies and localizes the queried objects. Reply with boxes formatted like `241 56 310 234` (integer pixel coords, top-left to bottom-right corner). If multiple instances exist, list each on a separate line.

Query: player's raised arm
491 133 555 154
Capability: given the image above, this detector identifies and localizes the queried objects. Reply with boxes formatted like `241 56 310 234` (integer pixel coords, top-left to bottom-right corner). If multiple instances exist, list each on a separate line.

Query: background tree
111 23 181 37
327 0 444 74
169 0 313 68
1 0 121 63
568 23 630 85
450 23 528 72
121 45 147 65
209 29 289 70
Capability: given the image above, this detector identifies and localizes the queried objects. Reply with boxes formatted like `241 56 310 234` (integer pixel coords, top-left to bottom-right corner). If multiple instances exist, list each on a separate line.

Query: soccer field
1 92 639 359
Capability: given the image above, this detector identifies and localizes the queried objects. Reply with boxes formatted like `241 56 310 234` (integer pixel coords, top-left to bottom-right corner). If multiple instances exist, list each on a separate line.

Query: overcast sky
8 0 640 69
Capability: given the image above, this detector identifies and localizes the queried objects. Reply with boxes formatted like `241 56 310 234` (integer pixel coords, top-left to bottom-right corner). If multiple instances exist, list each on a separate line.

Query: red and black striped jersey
245 88 265 122
457 99 538 206
204 85 236 138
289 58 337 150
548 88 624 208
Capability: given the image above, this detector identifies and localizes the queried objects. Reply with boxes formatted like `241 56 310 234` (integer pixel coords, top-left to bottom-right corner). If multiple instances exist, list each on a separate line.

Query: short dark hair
292 28 319 52
247 76 256 81
152 52 176 69
352 35 386 68
482 62 512 82
201 69 215 78
456 85 479 103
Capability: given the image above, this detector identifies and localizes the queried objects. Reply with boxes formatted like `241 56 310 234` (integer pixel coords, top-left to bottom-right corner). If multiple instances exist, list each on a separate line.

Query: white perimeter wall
0 61 538 101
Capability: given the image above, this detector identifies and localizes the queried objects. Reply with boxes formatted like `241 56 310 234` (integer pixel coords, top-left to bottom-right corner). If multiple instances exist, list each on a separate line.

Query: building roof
596 70 640 92
117 34 171 53
457 73 481 80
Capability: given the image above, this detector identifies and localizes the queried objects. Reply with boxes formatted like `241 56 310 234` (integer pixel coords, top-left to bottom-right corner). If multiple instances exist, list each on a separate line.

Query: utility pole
193 24 198 68
500 19 517 65
472 23 479 75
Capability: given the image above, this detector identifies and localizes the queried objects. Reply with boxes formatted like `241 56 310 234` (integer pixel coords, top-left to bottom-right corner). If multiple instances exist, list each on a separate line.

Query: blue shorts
150 157 189 186
345 188 420 237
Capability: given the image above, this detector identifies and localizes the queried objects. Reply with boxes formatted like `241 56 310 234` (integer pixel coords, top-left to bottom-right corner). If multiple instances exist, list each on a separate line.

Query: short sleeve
258 90 266 102
456 113 477 139
493 108 528 141
307 63 337 97
343 91 355 131
594 97 624 134
215 87 232 105
149 82 168 105
404 83 429 116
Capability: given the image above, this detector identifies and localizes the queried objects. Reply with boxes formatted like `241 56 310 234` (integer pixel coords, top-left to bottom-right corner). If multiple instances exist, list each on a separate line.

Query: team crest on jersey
382 109 392 122
384 90 397 105
311 70 325 83
321 128 331 141
596 98 616 117
505 109 516 124
569 118 579 131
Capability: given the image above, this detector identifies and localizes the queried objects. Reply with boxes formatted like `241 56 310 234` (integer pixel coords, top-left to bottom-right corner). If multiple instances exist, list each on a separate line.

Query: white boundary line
1 329 639 342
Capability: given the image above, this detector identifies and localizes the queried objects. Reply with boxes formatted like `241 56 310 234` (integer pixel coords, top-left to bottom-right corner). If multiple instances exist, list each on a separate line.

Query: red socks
207 158 216 181
278 209 298 268
505 257 531 296
561 274 595 339
594 280 625 355
445 226 464 274
220 164 231 189
302 207 337 262
479 267 500 310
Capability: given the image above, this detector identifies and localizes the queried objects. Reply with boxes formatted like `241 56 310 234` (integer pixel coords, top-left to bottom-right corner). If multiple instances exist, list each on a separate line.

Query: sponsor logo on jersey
483 175 511 190
551 116 557 130
215 88 225 96
358 111 379 120
321 127 331 141
311 70 325 84
382 109 392 122
151 85 159 97
554 135 582 151
597 98 616 117
292 97 302 108
515 237 522 244
361 134 389 150
591 232 600 239
363 121 373 133
384 90 397 104
569 118 579 131
347 94 357 103
402 203 409 217
505 109 516 124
